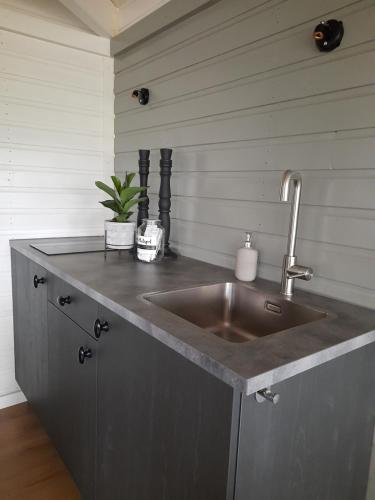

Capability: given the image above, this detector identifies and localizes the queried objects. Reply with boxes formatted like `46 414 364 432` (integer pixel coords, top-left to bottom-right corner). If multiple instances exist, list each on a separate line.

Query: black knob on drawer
94 319 109 339
78 346 92 364
57 295 71 307
33 275 45 289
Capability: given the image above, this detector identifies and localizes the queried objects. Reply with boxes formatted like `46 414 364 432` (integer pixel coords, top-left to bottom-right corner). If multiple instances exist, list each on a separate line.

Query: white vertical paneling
0 22 114 408
114 0 375 310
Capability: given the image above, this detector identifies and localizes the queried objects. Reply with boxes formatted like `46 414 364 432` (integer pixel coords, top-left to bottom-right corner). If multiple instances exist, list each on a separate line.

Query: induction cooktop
30 237 109 255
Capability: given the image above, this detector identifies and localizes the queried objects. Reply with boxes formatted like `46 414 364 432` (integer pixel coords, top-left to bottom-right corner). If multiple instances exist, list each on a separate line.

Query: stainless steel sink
144 282 327 343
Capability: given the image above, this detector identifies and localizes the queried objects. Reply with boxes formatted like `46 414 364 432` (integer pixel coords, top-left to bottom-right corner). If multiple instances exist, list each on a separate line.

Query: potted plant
96 173 146 249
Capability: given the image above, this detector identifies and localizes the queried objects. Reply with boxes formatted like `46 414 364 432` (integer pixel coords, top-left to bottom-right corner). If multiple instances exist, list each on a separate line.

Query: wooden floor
0 403 80 500
0 402 374 500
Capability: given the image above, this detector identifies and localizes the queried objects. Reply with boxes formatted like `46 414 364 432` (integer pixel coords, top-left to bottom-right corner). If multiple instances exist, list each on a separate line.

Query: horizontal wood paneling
116 168 375 212
116 90 375 151
115 133 375 171
144 196 375 252
116 52 375 133
115 0 375 310
115 6 375 114
0 77 103 113
166 219 375 291
0 29 105 71
115 0 364 89
1 26 114 408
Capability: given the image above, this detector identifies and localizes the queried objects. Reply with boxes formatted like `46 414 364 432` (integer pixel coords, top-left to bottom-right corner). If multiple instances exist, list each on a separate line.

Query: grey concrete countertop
10 237 375 395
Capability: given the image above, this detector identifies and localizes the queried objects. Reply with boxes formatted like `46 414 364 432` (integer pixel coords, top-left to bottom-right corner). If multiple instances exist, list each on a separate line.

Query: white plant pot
105 220 136 249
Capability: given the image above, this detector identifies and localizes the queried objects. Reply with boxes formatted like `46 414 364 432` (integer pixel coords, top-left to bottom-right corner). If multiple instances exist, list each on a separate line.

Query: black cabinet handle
78 346 92 364
57 295 71 307
94 318 109 339
33 275 45 289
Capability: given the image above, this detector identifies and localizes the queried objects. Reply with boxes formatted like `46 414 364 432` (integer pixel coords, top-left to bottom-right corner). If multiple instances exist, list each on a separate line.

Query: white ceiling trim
58 0 117 37
111 0 219 55
54 0 218 53
116 0 171 32
0 2 110 55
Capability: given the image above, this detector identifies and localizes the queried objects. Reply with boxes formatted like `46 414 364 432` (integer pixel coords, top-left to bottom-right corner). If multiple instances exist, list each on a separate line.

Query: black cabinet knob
94 318 109 339
78 346 92 364
57 295 71 307
33 275 45 289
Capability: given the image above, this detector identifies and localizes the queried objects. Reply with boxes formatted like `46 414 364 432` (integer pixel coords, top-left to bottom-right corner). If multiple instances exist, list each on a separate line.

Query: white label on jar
137 226 163 262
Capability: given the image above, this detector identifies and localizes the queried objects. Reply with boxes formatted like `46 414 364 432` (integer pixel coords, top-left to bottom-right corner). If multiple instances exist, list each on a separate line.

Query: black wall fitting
159 148 177 258
132 88 149 105
137 149 150 227
313 19 344 52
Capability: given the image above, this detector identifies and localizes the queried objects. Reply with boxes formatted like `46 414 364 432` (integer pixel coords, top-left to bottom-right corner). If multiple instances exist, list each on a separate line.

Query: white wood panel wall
114 0 375 309
0 27 114 408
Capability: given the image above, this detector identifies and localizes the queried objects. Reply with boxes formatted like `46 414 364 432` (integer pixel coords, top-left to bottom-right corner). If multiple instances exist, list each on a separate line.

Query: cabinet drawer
48 273 98 338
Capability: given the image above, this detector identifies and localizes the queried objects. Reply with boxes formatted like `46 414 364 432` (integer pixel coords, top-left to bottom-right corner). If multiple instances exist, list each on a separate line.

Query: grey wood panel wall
114 0 375 308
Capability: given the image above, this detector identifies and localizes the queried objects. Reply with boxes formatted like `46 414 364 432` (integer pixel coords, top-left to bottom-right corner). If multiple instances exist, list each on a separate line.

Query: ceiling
110 0 128 6
0 0 216 56
58 0 166 38
56 0 217 54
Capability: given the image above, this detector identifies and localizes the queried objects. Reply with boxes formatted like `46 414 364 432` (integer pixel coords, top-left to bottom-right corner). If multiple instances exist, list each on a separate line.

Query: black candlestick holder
137 149 150 227
159 148 177 258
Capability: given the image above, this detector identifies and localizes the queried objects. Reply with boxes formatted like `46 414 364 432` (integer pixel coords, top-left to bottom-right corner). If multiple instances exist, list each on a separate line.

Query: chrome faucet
280 170 313 296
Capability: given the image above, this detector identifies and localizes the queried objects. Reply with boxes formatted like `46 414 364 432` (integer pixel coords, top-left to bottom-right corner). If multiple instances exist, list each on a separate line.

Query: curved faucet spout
280 170 302 257
280 170 302 202
279 170 312 296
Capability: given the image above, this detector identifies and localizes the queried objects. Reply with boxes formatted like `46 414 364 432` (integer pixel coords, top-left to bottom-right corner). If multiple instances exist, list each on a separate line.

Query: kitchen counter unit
10 236 375 395
10 237 375 500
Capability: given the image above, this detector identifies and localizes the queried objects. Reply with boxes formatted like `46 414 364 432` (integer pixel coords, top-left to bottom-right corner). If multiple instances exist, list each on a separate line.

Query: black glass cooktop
30 237 107 255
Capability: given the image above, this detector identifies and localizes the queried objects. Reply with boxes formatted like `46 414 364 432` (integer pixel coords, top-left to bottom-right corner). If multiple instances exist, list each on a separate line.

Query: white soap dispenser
235 232 258 282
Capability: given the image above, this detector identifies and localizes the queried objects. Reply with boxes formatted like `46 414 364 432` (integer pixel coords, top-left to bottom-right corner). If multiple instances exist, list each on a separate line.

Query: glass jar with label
136 219 165 263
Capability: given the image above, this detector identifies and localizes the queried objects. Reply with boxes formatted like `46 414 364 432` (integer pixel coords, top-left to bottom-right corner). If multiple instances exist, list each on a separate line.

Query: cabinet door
47 303 97 500
11 249 48 419
235 343 375 500
96 306 235 500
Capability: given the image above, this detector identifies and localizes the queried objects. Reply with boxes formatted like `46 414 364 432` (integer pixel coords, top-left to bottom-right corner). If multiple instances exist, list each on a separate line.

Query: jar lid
142 218 161 224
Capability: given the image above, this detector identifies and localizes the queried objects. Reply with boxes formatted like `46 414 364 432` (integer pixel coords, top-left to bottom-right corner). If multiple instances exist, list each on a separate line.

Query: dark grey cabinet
11 249 48 421
47 303 97 500
235 343 375 500
11 250 375 500
96 305 237 500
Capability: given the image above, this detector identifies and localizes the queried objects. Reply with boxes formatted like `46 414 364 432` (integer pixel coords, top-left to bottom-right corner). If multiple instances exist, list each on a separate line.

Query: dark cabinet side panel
47 303 97 500
235 343 375 500
11 249 48 420
96 307 235 500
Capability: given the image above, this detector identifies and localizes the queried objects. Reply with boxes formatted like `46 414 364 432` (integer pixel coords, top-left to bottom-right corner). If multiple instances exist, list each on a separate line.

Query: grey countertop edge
243 330 375 395
10 240 375 396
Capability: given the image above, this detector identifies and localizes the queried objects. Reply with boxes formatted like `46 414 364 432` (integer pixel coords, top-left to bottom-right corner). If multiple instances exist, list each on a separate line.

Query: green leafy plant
95 173 147 223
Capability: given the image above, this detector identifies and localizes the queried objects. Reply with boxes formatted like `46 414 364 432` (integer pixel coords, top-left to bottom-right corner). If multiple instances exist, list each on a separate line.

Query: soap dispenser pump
235 232 258 282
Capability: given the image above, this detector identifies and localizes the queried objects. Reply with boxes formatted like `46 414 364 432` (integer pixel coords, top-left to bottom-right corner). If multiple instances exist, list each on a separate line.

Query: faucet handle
287 264 313 281
255 388 280 405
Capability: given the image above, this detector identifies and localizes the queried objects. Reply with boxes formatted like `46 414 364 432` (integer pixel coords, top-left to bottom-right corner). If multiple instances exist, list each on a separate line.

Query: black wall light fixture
313 19 344 52
132 88 149 105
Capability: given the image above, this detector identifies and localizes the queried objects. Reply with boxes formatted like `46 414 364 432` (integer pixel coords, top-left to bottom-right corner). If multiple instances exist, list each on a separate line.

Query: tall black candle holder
159 148 177 258
137 149 150 227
